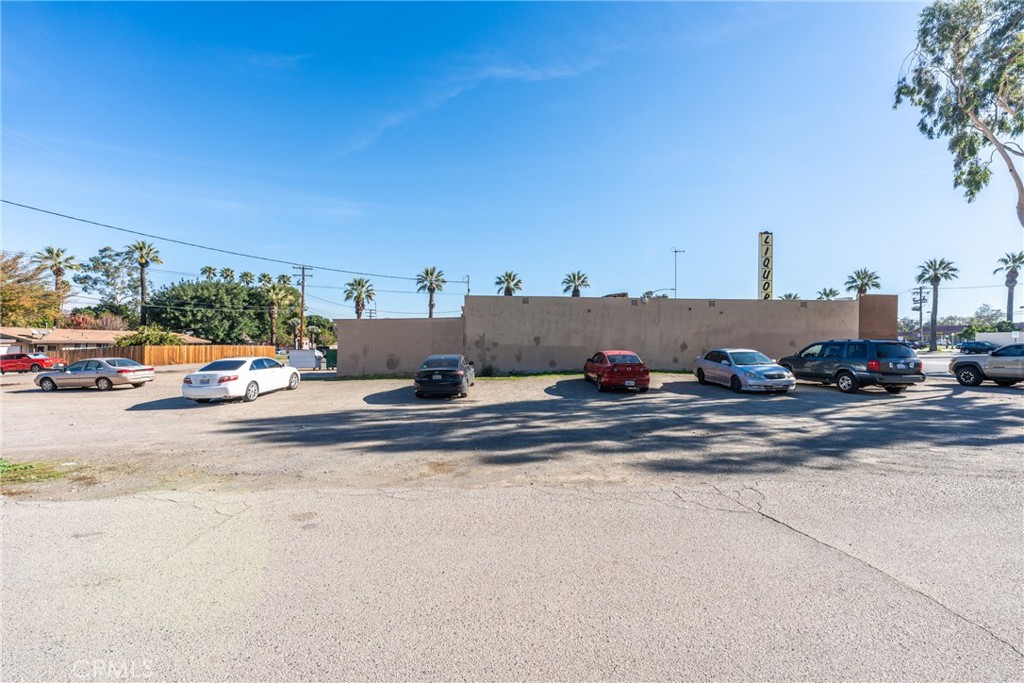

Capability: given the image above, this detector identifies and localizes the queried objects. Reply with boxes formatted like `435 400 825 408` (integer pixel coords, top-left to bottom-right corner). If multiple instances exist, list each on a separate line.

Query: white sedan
693 348 796 393
182 356 300 403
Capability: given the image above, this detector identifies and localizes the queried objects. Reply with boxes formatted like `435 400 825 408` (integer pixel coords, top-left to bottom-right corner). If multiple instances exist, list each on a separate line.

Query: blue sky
2 1 1022 323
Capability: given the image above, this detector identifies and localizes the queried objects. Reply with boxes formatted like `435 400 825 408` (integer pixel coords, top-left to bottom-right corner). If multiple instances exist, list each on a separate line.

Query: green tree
239 271 256 287
993 251 1024 321
495 271 523 296
125 240 163 325
32 246 81 323
219 267 235 283
971 303 1004 326
266 283 297 347
416 267 446 318
916 258 960 350
200 266 217 281
779 293 801 300
641 290 669 301
0 253 61 326
73 247 138 318
844 268 881 297
305 314 337 346
343 277 375 319
147 280 270 344
114 325 185 347
286 316 302 348
276 274 292 286
898 317 920 335
562 271 590 297
895 0 1024 228
258 273 273 288
816 287 841 300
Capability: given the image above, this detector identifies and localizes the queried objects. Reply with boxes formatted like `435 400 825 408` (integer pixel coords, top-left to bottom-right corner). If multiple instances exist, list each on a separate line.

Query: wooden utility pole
293 265 310 349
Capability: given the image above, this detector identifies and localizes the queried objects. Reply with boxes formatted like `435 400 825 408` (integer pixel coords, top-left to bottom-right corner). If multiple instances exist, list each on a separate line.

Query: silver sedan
693 348 796 393
34 358 156 392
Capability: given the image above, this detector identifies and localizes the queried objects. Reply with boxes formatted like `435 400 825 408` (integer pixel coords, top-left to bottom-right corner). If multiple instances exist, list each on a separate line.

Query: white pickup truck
949 343 1024 387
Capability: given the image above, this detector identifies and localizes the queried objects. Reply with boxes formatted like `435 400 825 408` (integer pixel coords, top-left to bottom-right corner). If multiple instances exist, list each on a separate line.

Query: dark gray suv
778 340 925 394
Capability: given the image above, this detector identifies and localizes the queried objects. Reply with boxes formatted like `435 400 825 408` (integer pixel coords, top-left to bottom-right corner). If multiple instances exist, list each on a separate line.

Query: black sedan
414 355 475 398
957 341 999 354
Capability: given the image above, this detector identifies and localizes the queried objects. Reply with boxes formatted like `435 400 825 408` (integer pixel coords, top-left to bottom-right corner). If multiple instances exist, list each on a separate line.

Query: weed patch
0 459 69 485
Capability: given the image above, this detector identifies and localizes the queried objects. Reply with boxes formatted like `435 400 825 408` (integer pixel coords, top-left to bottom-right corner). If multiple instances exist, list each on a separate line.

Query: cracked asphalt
2 367 1022 681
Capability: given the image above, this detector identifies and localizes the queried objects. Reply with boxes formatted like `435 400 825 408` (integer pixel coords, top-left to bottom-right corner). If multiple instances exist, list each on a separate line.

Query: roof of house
0 327 210 345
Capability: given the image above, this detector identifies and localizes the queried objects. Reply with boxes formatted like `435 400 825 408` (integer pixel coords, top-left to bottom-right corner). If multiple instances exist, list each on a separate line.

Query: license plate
625 380 635 386
432 374 441 380
200 378 210 385
894 363 907 369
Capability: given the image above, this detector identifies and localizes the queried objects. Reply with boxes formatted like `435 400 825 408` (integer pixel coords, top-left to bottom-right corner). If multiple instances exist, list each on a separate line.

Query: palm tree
126 241 163 324
257 273 273 288
31 246 80 317
200 266 217 281
266 284 296 347
239 271 256 287
844 268 881 298
307 325 321 347
286 316 302 348
277 274 292 286
416 266 446 318
816 287 840 300
562 271 590 297
916 258 959 352
779 293 801 300
219 267 235 282
344 277 376 319
495 271 523 296
993 252 1024 323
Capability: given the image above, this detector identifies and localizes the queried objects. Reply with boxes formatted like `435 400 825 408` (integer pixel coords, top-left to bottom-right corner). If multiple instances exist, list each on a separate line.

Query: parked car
956 341 999 354
583 350 650 393
34 357 154 392
182 356 300 403
414 354 475 398
949 344 1024 387
778 339 925 394
693 348 795 393
1 352 67 374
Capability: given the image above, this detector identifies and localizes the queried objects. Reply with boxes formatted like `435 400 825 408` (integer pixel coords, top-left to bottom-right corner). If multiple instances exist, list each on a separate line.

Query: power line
2 199 419 281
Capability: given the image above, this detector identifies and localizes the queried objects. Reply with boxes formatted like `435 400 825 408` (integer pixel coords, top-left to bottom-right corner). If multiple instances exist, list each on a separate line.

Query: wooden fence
60 345 277 366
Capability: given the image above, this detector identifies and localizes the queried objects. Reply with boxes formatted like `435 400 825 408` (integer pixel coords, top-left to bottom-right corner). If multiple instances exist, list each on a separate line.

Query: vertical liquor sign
758 231 773 300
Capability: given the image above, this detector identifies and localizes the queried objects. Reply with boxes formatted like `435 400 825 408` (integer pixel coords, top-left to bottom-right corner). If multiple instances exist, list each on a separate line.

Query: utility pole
671 248 685 298
912 286 929 341
293 265 311 349
465 275 471 295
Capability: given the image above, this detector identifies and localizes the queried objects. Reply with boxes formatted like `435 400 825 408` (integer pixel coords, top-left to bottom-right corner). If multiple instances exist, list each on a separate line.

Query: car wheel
243 381 259 402
131 383 145 388
287 373 300 390
835 371 859 394
596 375 606 392
96 377 114 391
884 386 906 394
994 379 1018 387
955 366 983 387
39 377 57 392
30 363 42 372
194 398 212 403
696 369 707 385
638 386 649 393
729 375 743 393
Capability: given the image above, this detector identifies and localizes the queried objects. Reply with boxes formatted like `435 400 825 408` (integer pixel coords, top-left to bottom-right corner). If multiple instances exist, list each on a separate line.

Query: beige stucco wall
463 295 863 373
335 318 464 376
336 294 898 375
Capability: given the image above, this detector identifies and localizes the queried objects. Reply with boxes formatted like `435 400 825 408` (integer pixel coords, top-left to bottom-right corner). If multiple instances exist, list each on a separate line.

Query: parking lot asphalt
2 366 1022 681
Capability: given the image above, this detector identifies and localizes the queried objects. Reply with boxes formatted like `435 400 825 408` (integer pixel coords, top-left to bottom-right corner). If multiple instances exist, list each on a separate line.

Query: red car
0 353 68 374
583 350 650 392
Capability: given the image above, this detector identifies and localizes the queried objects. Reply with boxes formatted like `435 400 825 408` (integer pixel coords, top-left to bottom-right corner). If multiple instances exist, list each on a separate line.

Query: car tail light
453 370 465 377
218 375 239 384
183 377 193 385
867 360 880 371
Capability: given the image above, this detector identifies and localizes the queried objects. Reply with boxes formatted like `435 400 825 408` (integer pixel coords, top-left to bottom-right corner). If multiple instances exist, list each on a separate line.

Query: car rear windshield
200 360 247 371
875 343 916 359
731 351 773 366
421 356 459 369
106 359 144 368
608 354 642 364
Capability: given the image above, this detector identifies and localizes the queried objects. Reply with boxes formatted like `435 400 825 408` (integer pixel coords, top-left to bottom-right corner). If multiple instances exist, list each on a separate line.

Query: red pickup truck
0 353 68 374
